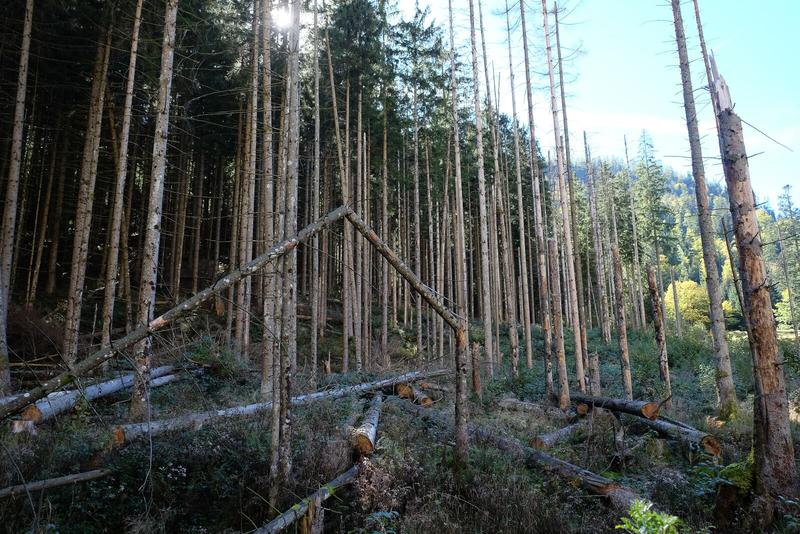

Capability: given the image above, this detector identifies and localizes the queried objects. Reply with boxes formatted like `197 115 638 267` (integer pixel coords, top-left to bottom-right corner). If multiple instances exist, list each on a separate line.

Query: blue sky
401 0 799 211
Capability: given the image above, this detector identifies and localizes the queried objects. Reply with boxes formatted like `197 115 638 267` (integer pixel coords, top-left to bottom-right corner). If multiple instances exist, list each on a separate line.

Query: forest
0 0 799 532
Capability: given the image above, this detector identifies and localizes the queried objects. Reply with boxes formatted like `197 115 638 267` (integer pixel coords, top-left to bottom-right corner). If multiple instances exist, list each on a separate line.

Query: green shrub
616 499 681 534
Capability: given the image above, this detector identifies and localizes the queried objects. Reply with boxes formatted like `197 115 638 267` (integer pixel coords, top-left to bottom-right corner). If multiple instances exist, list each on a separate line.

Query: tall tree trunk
610 202 632 400
519 0 552 396
63 27 112 366
447 0 470 467
467 0 492 391
714 70 798 511
309 0 321 385
669 267 683 336
647 264 671 408
101 0 144 350
261 0 276 399
554 5 589 377
670 0 736 419
0 0 34 391
624 136 647 329
129 0 179 422
542 1 584 391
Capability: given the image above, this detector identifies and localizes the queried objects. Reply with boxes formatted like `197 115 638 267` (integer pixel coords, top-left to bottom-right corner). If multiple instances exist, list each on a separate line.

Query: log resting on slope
112 369 448 446
624 414 721 456
570 392 661 420
0 469 112 499
254 464 359 534
351 393 383 455
391 397 640 509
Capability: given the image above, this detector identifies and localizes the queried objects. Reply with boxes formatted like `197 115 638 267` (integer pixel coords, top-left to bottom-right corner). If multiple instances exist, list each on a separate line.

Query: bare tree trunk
467 0 493 391
0 0 34 391
714 71 798 509
669 267 683 336
611 203 632 400
548 236 569 409
260 0 275 400
101 0 144 351
63 27 112 366
647 264 671 408
542 1 584 392
129 0 179 422
448 0 470 467
505 5 533 369
46 138 67 297
671 0 736 419
310 0 321 385
555 5 589 377
519 0 552 397
624 136 646 329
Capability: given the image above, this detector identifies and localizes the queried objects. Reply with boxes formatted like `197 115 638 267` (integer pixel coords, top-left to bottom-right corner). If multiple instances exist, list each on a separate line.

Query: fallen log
254 464 359 534
0 469 112 499
497 397 571 422
17 366 175 425
531 420 589 449
0 206 351 422
396 383 432 407
419 382 452 394
570 393 660 420
351 393 383 455
625 415 721 456
391 398 640 510
112 369 448 446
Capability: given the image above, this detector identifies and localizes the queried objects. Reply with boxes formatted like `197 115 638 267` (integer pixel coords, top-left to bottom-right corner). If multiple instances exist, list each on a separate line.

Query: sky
399 0 799 211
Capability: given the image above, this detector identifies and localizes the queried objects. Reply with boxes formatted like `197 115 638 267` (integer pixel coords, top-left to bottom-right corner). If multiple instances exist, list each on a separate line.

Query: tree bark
351 393 382 455
542 1 585 392
62 27 112 366
671 0 736 418
610 203 633 399
0 0 34 393
714 69 798 500
0 469 111 500
129 0 180 422
548 238 569 409
570 392 660 420
467 0 494 388
101 0 144 351
647 264 672 408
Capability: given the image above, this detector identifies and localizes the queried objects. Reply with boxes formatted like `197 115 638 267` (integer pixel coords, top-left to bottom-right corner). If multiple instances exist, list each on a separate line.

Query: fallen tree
17 365 176 425
0 206 351 422
351 393 382 456
626 414 721 456
570 393 660 420
419 381 452 394
254 464 359 533
497 397 571 422
0 469 112 499
391 397 640 510
396 383 432 407
531 420 589 449
112 369 448 446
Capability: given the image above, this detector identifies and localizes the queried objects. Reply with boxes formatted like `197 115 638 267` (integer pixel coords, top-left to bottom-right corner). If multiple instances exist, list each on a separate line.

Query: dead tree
647 264 672 408
712 58 798 508
670 0 737 418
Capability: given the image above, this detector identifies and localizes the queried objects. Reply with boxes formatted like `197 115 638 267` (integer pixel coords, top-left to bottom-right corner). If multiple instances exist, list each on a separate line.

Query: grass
1 314 798 532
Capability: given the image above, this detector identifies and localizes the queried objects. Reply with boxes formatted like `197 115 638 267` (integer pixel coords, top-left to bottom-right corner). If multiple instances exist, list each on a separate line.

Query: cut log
17 365 175 425
112 369 448 446
570 392 660 420
396 383 432 407
497 397 571 422
628 415 721 456
351 393 382 455
531 420 589 449
0 469 111 499
254 464 359 534
391 398 640 509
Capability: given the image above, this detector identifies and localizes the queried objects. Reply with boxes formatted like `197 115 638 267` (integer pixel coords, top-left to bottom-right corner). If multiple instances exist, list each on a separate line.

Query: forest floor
2 308 800 533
